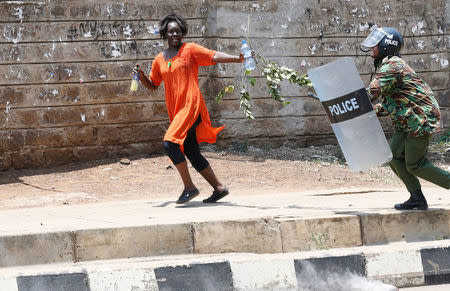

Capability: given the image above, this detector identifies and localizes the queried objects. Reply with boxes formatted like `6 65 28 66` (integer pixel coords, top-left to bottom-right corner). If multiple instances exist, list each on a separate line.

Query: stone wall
0 0 448 169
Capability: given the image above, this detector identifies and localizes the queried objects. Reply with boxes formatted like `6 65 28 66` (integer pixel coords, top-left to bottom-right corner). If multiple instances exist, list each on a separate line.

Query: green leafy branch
216 17 311 119
256 52 311 106
216 51 311 120
216 15 311 119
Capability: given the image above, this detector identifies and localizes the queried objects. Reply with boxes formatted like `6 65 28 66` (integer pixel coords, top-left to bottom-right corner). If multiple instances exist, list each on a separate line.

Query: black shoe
203 187 229 203
394 189 428 210
176 188 200 204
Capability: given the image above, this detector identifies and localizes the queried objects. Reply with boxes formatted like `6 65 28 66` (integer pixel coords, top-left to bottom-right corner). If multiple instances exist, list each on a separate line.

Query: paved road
401 284 450 290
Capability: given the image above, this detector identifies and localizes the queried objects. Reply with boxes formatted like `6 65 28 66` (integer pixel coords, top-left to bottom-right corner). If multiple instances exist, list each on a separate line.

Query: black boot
394 189 428 210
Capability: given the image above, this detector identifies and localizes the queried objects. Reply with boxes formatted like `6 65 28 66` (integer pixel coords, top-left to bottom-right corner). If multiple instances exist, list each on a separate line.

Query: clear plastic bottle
241 40 256 71
130 69 140 92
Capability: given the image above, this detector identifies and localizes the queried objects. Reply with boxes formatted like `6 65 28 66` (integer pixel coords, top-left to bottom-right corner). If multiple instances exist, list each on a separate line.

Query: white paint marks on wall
3 25 23 44
431 53 439 62
147 25 159 35
414 58 425 67
218 63 227 76
359 22 370 31
44 72 54 82
97 109 105 119
106 5 113 16
44 43 56 59
65 68 73 77
308 43 317 55
5 101 11 124
333 17 341 25
429 54 449 68
110 42 121 58
358 8 369 18
123 25 133 38
416 40 425 50
83 30 93 38
152 41 164 48
13 7 24 22
412 21 425 34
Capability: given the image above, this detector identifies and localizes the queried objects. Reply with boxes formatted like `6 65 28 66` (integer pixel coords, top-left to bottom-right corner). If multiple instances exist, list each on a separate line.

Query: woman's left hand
239 53 244 63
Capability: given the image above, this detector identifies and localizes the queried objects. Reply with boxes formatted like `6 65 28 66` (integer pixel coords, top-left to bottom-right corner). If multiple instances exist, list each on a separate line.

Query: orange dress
150 43 224 151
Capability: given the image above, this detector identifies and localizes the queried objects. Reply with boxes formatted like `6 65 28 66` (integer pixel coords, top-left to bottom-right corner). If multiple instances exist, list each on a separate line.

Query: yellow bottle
130 73 140 92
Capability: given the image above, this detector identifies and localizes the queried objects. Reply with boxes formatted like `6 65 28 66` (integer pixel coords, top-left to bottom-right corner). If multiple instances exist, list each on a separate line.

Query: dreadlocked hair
159 13 188 39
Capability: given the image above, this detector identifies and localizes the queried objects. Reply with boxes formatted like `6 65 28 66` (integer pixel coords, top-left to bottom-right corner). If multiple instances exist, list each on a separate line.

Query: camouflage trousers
389 131 450 192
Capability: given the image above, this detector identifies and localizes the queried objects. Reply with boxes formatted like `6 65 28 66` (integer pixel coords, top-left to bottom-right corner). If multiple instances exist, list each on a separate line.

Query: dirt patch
0 142 448 210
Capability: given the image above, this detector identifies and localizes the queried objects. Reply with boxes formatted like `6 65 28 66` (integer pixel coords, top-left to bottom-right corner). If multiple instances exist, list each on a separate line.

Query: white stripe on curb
87 268 158 291
366 248 425 287
0 278 18 291
230 259 297 291
367 249 423 277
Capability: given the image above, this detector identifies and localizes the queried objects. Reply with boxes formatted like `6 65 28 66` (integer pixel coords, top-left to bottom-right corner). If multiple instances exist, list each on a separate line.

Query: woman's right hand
132 63 157 90
132 64 142 78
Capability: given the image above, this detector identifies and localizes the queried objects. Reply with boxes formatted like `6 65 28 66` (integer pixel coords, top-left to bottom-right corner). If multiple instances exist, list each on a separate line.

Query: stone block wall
0 0 448 169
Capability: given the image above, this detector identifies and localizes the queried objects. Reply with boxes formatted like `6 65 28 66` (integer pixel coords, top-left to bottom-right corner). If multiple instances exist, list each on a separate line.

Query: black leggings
163 116 209 172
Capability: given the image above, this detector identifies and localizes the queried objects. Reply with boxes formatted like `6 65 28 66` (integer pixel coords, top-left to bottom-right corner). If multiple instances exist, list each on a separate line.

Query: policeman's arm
368 75 385 102
373 103 389 117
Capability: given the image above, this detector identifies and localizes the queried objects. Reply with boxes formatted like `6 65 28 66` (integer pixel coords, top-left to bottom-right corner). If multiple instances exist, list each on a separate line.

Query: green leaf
250 78 256 86
245 70 251 75
225 85 235 94
215 89 225 103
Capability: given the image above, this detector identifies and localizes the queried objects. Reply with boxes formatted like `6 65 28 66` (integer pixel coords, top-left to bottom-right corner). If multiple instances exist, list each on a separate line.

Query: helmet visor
360 28 387 52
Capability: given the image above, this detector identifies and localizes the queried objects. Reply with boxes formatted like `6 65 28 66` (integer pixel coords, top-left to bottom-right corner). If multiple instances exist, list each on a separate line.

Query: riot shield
308 57 392 171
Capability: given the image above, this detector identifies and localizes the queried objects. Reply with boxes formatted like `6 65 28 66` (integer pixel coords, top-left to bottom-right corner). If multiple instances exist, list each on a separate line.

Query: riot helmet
360 27 403 57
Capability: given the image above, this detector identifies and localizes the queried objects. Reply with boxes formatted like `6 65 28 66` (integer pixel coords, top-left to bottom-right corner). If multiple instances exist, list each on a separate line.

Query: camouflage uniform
368 56 450 192
368 56 442 136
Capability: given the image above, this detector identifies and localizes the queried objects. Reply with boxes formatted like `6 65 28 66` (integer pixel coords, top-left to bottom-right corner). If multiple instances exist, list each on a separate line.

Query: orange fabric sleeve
190 43 217 66
149 55 163 86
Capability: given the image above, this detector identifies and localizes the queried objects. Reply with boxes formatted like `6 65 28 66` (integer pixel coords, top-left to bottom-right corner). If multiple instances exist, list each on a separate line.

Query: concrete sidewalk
1 187 449 234
0 187 448 290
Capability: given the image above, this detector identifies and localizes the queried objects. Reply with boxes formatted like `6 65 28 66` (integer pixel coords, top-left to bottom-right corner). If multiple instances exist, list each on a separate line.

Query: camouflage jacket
367 56 442 136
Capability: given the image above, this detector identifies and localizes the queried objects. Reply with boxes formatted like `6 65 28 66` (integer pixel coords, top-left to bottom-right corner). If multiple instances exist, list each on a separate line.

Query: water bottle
241 40 256 71
130 67 140 92
307 57 392 171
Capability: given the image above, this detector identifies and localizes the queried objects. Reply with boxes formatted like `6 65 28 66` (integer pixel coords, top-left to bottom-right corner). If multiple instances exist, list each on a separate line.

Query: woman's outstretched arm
212 52 244 63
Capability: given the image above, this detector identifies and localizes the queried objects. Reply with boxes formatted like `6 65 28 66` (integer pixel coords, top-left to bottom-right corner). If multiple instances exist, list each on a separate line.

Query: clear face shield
360 28 387 52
